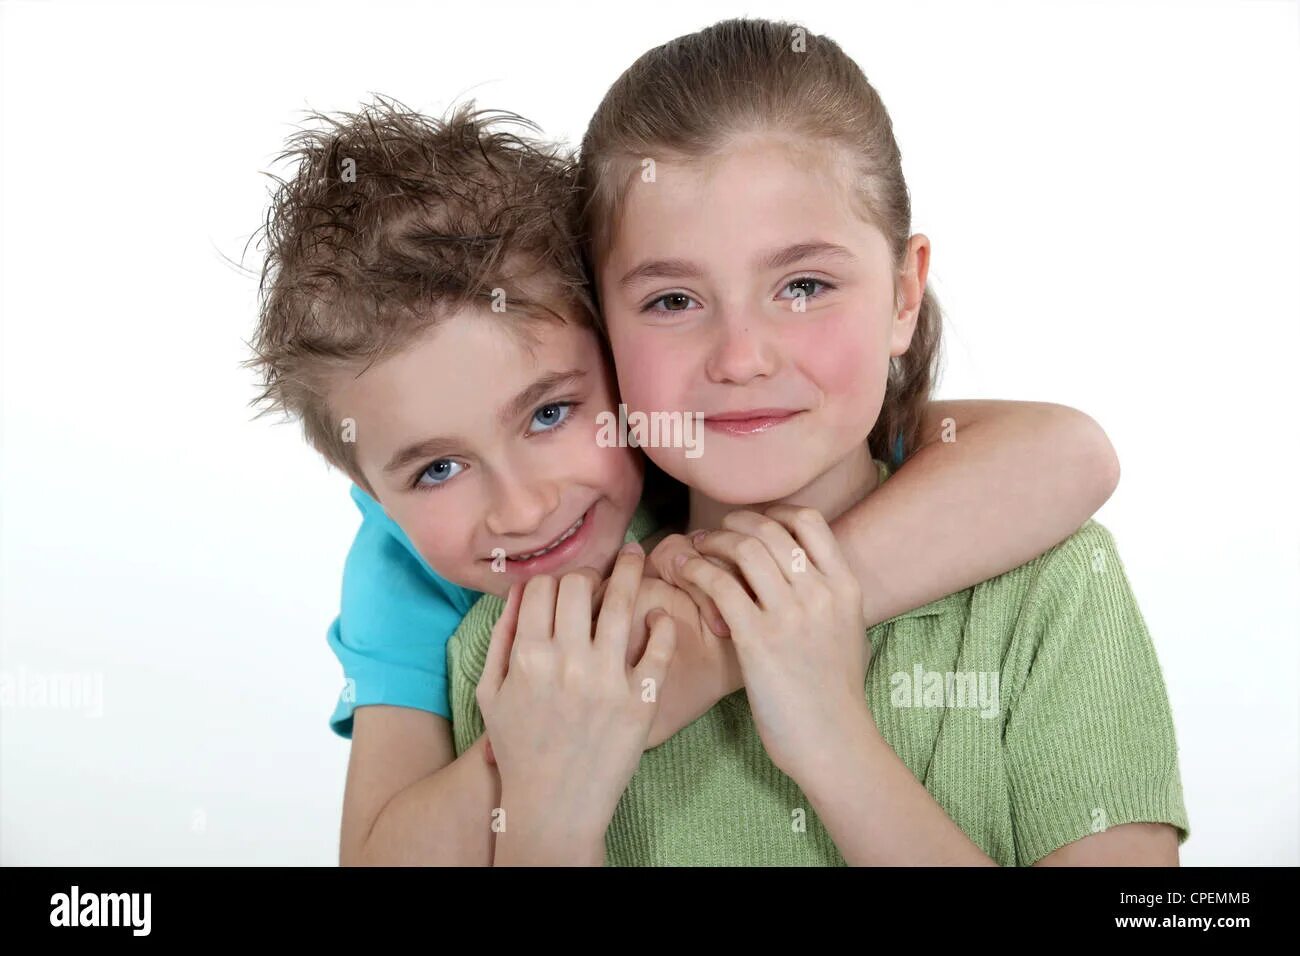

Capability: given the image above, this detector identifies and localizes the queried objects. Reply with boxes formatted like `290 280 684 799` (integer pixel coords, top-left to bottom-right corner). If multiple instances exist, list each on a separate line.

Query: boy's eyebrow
760 242 858 270
384 436 466 476
499 369 587 425
381 370 587 478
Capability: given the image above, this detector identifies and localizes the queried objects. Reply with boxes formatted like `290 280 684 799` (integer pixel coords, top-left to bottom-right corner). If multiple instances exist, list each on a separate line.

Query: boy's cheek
387 504 482 590
577 409 644 486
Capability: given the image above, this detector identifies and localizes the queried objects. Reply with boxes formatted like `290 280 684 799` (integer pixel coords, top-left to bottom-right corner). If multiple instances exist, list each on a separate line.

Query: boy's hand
622 575 744 748
644 533 731 638
676 507 870 782
476 542 676 864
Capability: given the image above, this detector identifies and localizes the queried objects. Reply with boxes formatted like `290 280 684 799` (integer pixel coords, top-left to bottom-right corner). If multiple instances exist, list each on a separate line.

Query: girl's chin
681 467 813 508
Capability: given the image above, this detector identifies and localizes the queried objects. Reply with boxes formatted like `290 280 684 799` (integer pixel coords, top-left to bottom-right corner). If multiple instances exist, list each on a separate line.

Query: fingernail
690 529 706 543
674 552 689 569
620 540 644 556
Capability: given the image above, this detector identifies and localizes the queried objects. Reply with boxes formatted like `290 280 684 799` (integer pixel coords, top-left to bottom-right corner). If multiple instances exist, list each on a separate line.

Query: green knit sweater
447 468 1190 866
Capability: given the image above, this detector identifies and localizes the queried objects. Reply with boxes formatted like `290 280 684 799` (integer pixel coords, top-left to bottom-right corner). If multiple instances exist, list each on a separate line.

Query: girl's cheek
618 366 670 411
613 332 688 412
794 309 890 403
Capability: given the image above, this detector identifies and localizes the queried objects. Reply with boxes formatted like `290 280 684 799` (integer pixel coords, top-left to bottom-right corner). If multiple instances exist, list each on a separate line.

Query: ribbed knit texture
446 463 1190 865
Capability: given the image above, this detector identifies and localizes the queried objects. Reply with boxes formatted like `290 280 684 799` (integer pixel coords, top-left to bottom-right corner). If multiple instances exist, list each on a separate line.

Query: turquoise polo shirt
326 485 479 738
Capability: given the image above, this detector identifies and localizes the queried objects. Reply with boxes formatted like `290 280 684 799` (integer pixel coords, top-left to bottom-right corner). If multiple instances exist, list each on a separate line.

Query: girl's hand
677 506 870 781
477 541 676 864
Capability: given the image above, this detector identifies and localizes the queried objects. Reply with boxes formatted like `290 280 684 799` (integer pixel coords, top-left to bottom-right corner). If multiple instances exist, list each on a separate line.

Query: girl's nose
704 308 780 385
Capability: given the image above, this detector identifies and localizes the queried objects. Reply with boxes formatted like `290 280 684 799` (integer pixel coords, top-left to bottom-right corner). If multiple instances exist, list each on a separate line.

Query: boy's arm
836 399 1120 626
647 401 1118 629
641 400 1118 745
340 705 498 865
330 485 495 864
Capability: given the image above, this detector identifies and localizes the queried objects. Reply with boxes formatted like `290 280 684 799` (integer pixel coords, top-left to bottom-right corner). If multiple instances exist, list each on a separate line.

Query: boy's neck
687 442 880 532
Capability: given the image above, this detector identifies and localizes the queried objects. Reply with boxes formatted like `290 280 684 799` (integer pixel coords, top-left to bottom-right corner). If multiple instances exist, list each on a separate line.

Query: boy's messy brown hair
248 96 592 491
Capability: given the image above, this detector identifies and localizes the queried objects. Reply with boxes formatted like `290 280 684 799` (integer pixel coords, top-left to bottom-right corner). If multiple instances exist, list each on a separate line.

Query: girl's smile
703 407 806 436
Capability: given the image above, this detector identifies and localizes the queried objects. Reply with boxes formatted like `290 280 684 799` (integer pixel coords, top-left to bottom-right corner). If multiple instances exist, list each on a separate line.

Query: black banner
0 865 1283 942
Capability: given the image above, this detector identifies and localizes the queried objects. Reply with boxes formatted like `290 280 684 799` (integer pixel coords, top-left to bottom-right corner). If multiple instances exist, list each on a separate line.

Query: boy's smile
329 309 644 596
494 501 597 574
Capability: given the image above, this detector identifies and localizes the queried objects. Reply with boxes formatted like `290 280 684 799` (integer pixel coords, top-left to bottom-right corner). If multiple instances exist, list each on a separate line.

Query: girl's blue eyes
642 277 834 313
413 401 577 489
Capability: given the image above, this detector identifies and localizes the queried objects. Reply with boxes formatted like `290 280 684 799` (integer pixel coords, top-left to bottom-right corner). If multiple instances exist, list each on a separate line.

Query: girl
465 17 1187 865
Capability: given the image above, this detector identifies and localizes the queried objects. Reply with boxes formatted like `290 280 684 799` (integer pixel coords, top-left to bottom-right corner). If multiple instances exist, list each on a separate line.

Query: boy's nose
705 310 780 385
484 473 559 539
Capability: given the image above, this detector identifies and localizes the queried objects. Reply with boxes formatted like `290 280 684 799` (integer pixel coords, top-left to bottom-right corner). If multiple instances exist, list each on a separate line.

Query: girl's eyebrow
619 258 701 288
762 242 858 270
619 242 858 288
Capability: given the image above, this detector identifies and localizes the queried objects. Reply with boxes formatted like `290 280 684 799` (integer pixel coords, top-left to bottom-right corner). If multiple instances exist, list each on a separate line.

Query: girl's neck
687 442 881 532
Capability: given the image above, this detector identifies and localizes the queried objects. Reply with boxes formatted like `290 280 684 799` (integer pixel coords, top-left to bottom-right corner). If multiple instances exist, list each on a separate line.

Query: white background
2 0 1297 866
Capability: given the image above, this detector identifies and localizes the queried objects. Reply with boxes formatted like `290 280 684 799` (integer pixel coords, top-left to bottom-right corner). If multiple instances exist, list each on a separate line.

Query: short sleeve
1002 521 1190 864
326 485 480 739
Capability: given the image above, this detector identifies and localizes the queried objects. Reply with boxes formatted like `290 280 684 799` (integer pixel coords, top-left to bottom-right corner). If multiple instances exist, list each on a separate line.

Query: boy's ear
890 234 930 356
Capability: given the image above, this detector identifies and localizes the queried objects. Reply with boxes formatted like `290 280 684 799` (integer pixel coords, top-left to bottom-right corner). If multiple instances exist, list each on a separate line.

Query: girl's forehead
604 149 884 268
635 133 854 194
589 134 858 274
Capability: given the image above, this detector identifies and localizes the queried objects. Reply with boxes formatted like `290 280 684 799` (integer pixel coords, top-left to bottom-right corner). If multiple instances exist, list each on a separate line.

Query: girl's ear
890 234 931 356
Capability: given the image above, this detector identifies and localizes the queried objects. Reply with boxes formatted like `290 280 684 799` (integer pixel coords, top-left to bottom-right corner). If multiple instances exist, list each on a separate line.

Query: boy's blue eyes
641 277 834 313
419 459 465 486
414 401 576 489
528 401 572 433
